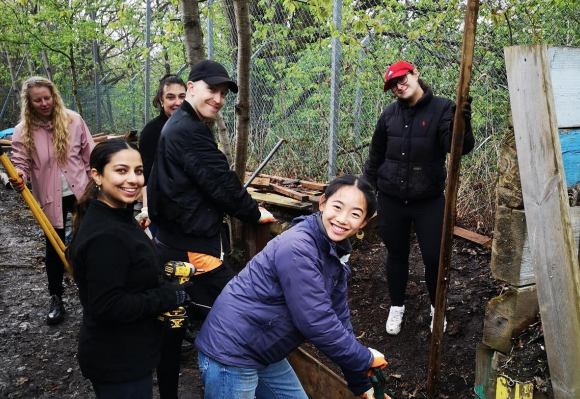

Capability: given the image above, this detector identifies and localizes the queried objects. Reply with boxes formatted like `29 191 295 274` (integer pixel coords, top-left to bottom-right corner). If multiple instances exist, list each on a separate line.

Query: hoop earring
356 230 364 240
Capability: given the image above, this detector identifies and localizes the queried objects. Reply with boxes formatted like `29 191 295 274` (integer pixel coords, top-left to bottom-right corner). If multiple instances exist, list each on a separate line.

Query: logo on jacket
422 121 426 126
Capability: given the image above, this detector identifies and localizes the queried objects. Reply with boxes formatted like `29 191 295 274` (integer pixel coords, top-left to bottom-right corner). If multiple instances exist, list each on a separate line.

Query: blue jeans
198 351 308 399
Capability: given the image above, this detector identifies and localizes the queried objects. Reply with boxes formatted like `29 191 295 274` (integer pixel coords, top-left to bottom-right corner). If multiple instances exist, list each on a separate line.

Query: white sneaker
385 305 405 335
430 305 447 333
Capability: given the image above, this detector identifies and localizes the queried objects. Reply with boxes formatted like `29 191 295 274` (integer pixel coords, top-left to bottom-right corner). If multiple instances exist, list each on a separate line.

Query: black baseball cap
188 60 238 93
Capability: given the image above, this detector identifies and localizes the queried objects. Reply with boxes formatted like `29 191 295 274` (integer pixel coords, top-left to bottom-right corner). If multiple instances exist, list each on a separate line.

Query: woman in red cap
363 61 474 335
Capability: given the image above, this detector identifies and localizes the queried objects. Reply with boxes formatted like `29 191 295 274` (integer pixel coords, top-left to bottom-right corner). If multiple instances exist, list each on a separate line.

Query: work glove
164 281 193 306
9 171 25 192
257 206 275 223
135 206 150 228
368 347 388 373
449 96 472 133
359 387 391 399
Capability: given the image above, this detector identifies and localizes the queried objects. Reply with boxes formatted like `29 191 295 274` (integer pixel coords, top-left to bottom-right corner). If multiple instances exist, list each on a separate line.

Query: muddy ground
0 181 531 399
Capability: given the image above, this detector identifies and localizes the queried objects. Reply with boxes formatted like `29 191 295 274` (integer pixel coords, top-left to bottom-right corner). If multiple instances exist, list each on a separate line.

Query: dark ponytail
66 139 141 267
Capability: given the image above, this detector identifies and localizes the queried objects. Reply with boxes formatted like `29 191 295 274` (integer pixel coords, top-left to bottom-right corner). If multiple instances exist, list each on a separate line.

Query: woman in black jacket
68 139 191 398
363 61 474 336
137 74 186 236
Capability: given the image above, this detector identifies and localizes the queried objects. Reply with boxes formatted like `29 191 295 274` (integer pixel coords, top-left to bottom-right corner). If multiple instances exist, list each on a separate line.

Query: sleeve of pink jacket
10 124 31 183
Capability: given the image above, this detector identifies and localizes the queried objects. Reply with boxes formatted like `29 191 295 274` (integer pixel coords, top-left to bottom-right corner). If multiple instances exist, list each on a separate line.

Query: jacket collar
90 199 135 224
181 99 202 122
398 89 433 109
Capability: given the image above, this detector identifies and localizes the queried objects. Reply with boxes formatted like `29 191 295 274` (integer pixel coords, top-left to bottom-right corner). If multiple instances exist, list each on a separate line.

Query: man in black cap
148 59 274 399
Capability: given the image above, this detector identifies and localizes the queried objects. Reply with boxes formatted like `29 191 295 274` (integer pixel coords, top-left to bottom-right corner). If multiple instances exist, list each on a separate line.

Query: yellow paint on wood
496 376 533 399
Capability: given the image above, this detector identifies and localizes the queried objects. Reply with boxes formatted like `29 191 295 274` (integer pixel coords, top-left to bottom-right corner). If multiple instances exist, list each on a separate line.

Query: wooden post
426 0 479 395
504 44 580 399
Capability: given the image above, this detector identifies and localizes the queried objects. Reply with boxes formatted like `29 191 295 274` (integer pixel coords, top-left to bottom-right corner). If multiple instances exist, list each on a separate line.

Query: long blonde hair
20 77 71 165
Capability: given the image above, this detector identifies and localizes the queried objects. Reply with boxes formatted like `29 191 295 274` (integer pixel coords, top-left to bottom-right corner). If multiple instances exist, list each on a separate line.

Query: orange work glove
257 207 275 223
9 171 25 192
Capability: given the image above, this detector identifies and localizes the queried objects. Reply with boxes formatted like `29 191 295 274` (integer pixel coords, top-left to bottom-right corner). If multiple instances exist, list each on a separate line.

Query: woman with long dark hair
68 139 191 398
363 61 475 335
10 76 94 325
136 74 186 235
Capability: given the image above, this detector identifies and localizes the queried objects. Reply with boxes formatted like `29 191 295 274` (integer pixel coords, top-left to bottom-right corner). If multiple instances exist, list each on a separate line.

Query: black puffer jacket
364 90 474 200
148 100 260 256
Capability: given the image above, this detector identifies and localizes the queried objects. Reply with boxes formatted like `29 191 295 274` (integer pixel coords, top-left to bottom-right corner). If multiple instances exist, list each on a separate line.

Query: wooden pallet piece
270 183 309 201
453 226 492 248
244 176 270 189
247 188 311 210
287 348 353 399
299 180 328 191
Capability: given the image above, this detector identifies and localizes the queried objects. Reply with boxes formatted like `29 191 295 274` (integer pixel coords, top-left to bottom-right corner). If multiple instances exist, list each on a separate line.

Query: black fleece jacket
71 200 178 383
148 100 260 256
364 90 475 200
139 110 169 185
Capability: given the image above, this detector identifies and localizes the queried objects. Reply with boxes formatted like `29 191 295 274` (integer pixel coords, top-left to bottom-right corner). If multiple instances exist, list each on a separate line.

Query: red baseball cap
383 61 415 92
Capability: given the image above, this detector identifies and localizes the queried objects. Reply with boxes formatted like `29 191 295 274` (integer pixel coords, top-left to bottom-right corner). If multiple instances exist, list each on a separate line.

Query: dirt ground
1 182 507 399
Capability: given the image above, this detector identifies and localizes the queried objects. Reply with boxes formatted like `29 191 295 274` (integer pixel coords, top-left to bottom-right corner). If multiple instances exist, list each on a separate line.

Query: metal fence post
145 0 151 124
91 11 101 133
327 0 342 180
353 33 372 146
207 0 214 60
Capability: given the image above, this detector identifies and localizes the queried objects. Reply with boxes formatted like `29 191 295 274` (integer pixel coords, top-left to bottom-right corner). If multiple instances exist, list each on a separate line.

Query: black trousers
154 238 234 399
45 194 76 298
378 194 444 307
91 372 153 399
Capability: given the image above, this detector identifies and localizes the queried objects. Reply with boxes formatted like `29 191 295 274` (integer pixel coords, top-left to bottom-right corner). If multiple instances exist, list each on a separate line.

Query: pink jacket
11 111 95 228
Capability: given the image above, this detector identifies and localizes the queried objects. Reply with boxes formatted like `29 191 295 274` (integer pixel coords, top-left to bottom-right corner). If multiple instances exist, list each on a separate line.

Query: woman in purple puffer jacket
195 175 390 399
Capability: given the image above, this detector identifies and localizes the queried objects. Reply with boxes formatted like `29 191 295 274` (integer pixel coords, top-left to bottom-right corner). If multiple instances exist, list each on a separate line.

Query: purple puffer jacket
195 213 373 395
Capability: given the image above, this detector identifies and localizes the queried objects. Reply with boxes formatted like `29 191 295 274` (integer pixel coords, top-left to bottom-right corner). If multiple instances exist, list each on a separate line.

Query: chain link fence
8 0 574 234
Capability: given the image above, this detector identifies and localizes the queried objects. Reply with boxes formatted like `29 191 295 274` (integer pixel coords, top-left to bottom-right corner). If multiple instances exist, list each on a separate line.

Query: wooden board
244 176 270 189
287 348 353 399
548 46 580 128
247 188 311 210
482 285 539 354
299 180 328 191
270 184 309 201
453 226 492 248
505 44 580 398
475 344 507 399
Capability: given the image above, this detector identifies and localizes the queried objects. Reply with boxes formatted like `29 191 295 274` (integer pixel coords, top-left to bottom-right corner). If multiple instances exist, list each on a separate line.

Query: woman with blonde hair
10 76 95 325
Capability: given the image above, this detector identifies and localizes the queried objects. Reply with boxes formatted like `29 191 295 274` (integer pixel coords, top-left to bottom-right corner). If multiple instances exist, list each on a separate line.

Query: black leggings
45 195 76 297
153 239 234 399
378 194 444 307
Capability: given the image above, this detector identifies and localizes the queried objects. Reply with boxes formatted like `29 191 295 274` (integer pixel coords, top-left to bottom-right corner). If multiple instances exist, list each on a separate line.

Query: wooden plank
287 348 353 399
244 176 270 189
270 183 309 201
0 139 12 146
242 222 271 266
491 205 580 287
453 226 492 248
505 44 580 398
547 46 580 129
299 180 328 191
475 344 507 399
482 285 539 354
247 188 311 210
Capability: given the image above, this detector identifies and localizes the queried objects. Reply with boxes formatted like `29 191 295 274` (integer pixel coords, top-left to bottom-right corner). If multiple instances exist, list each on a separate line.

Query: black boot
47 295 65 325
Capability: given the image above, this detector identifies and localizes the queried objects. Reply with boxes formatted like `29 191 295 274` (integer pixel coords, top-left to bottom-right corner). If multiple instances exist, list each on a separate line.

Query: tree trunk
40 51 53 81
179 0 205 68
5 51 17 91
232 0 251 184
224 0 238 68
215 112 233 166
230 0 252 250
68 46 83 116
